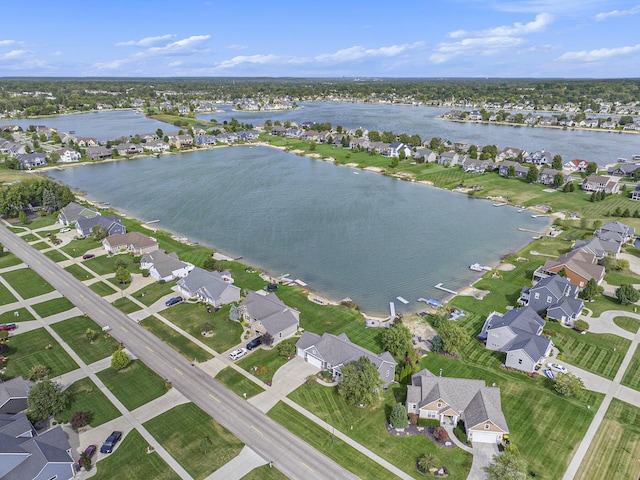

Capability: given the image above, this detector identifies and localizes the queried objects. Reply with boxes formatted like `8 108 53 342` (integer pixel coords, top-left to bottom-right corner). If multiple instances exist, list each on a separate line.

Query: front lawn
0 268 54 299
613 316 640 334
50 316 121 365
64 263 95 281
545 322 631 380
143 403 244 480
1 327 79 379
60 237 101 257
588 294 638 317
31 241 49 251
0 307 35 323
241 464 288 480
0 285 17 306
96 359 168 411
131 281 175 306
31 297 75 318
237 347 289 383
25 214 58 229
54 377 120 427
161 303 243 353
112 297 143 314
575 398 640 480
604 268 640 286
92 428 180 480
268 401 402 480
43 249 68 263
139 315 213 363
83 255 119 275
88 281 117 296
214 367 264 399
621 345 640 391
0 252 22 269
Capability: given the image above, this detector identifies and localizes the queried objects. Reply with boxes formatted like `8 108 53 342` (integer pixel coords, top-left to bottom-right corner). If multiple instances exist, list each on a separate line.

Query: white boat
469 263 491 272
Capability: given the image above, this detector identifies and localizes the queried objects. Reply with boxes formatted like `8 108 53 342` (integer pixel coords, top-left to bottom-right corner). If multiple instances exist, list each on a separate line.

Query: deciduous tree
381 321 413 358
616 284 639 304
525 164 538 183
337 356 382 406
552 154 563 170
439 321 467 355
115 266 131 285
554 372 585 398
111 349 131 370
27 379 69 421
484 448 527 480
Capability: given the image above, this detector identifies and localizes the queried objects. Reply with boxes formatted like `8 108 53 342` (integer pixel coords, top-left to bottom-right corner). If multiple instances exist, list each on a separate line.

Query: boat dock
469 263 491 272
493 203 507 207
389 302 396 318
518 227 546 234
144 219 160 225
396 296 409 304
434 283 458 295
531 214 547 218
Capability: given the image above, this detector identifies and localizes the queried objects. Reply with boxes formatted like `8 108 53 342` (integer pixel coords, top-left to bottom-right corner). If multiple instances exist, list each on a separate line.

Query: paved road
0 226 358 480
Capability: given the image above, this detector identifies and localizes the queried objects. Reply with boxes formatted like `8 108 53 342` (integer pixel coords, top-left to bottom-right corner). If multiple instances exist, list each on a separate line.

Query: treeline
0 178 75 216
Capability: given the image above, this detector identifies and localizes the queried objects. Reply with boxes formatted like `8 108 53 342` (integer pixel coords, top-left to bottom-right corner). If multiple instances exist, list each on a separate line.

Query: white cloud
0 50 27 60
145 35 210 56
217 54 287 69
594 5 640 21
558 44 640 62
448 13 553 38
92 58 131 70
489 0 606 14
116 34 176 47
0 40 19 46
315 43 423 63
168 61 183 67
53 50 63 56
227 44 248 50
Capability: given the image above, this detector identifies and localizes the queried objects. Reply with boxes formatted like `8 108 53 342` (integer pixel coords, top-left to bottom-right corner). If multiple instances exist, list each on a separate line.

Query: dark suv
100 431 122 453
246 336 262 351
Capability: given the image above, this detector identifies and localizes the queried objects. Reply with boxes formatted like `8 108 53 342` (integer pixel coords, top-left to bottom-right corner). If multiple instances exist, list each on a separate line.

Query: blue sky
1 0 639 78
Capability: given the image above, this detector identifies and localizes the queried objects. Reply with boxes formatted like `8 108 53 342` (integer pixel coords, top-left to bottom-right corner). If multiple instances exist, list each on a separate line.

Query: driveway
467 442 498 480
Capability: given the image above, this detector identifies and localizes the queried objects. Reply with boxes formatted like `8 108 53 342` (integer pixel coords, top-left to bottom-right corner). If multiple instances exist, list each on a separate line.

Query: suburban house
76 215 125 237
58 202 99 226
177 267 240 307
0 377 33 414
102 232 158 255
239 291 300 344
112 143 144 156
75 137 99 147
387 142 412 158
496 146 526 162
406 369 509 444
607 164 640 178
85 146 112 160
518 275 584 325
632 185 640 201
564 159 589 172
596 220 636 244
296 331 396 387
414 149 437 163
498 160 528 178
528 150 553 166
462 158 495 173
53 147 81 163
478 307 553 373
438 151 461 166
140 250 193 282
16 153 47 169
0 412 74 480
144 140 170 152
534 250 605 288
538 168 565 186
581 174 620 194
572 236 621 258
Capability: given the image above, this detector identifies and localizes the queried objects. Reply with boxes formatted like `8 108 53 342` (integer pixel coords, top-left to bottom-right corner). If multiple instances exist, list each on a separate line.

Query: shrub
417 454 439 473
454 427 468 444
433 426 449 443
408 413 419 425
305 375 317 386
110 349 131 370
256 365 268 376
29 364 50 381
70 411 90 430
389 403 408 429
141 268 150 277
276 337 297 358
418 418 440 428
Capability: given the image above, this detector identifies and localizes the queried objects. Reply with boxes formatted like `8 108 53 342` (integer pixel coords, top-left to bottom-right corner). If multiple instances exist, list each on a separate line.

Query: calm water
48 146 549 315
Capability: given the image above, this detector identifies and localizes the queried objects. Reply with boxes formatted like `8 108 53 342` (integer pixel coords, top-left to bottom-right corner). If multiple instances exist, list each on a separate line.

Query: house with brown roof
533 250 605 288
406 369 509 444
102 232 158 255
581 174 620 194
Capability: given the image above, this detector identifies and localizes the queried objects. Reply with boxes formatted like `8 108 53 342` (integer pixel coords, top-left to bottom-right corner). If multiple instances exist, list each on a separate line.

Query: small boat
633 155 640 161
544 369 555 379
469 263 491 272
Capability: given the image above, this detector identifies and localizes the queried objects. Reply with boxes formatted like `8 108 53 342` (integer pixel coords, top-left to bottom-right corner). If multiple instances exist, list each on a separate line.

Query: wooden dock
434 283 458 295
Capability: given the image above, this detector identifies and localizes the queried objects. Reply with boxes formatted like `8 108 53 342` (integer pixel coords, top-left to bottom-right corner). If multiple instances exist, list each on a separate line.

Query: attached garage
469 430 502 444
305 353 323 369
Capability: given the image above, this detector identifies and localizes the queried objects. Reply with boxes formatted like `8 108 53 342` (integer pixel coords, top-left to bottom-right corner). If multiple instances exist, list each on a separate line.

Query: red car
76 444 97 470
0 324 17 331
82 253 95 260
0 357 9 363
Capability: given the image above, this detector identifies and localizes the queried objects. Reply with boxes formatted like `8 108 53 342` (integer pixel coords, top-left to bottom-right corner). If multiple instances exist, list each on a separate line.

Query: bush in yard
79 452 92 471
408 413 419 425
554 372 585 398
276 337 297 357
432 426 449 443
256 365 268 376
389 403 408 429
418 418 440 428
115 257 128 269
86 328 98 343
484 446 527 480
110 349 131 370
616 284 640 304
573 319 589 332
141 268 150 277
27 380 69 421
305 375 317 386
430 335 444 353
261 332 274 347
417 454 440 474
70 411 90 430
28 364 50 381
454 426 468 444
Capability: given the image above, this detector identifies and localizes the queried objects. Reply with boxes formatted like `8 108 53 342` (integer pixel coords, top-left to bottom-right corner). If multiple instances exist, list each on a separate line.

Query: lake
47 146 549 316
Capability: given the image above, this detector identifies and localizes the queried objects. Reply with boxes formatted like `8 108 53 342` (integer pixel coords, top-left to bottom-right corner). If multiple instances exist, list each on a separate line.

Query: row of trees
0 178 75 217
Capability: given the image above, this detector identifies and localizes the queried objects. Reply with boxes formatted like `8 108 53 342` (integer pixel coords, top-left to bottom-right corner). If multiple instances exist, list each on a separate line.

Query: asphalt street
0 226 359 480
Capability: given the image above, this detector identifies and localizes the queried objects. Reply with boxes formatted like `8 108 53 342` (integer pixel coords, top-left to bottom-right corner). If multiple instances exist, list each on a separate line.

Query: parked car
246 336 262 351
548 363 567 374
75 444 97 470
82 253 95 260
229 348 247 360
165 296 183 307
60 227 71 233
266 283 278 291
0 323 17 331
100 431 122 453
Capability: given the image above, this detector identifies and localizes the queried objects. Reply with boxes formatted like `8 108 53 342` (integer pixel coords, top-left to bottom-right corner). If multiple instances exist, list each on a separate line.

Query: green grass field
30 241 50 251
1 327 79 379
1 268 54 299
161 303 243 353
112 296 143 314
64 263 95 281
24 214 58 229
0 252 23 268
237 347 289 383
268 401 402 480
20 233 39 242
575 398 640 480
55 377 121 427
240 464 288 480
143 403 244 480
621 345 640 391
139 315 213 363
60 237 102 257
287 383 472 479
83 255 119 275
50 316 121 364
92 428 180 480
0 307 34 323
604 268 640 286
214 367 264 399
545 322 631 380
613 316 640 333
31 297 75 318
96 359 168 411
88 281 117 296
131 281 175 306
43 249 68 262
0 282 17 305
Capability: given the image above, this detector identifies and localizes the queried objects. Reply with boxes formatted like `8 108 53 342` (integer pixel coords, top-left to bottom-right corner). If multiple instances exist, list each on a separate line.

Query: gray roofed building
0 377 33 415
177 267 240 308
596 220 635 244
75 214 125 237
572 236 621 258
518 275 583 325
239 291 299 343
57 202 99 226
102 232 158 255
140 250 193 282
406 369 508 444
296 331 396 386
85 146 112 160
15 153 46 169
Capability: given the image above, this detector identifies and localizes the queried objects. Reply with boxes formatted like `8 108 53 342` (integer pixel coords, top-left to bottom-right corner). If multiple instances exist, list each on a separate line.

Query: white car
229 348 247 361
548 363 568 374
60 227 71 233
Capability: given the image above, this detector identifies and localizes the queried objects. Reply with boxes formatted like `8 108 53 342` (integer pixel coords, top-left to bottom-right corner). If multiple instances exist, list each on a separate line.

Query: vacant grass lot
0 252 23 268
214 367 264 399
161 304 242 353
24 214 58 229
21 233 39 242
140 315 213 362
131 281 174 306
96 360 167 411
288 383 472 479
30 241 50 251
240 464 288 480
55 377 120 427
64 263 95 281
268 401 401 480
88 281 117 296
545 322 631 379
0 307 34 323
61 237 101 257
31 297 75 318
613 316 640 333
0 283 17 305
92 429 180 480
112 297 143 314
1 268 54 299
43 249 68 262
2 327 78 379
237 348 289 383
575 399 640 480
621 345 640 391
604 268 640 286
51 316 120 365
143 403 244 480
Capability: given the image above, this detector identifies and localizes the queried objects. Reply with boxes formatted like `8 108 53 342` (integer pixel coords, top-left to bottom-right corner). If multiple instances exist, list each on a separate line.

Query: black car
165 296 183 307
266 283 278 291
100 431 122 453
246 336 262 350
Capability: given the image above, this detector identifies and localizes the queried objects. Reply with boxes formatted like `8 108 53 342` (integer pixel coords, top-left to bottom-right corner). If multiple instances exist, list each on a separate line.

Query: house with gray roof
75 215 125 237
596 220 635 244
85 146 112 160
0 377 33 415
0 412 74 480
239 291 299 344
414 148 437 163
478 307 553 373
296 331 396 386
57 202 99 226
140 250 193 282
15 153 46 169
572 236 621 259
102 232 158 255
498 160 528 178
177 267 240 308
518 275 583 325
406 369 509 444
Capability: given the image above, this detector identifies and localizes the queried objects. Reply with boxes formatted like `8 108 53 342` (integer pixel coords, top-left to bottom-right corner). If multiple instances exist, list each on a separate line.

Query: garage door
471 431 500 443
305 354 323 369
